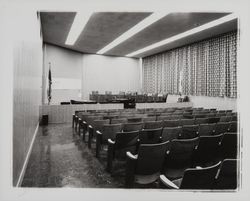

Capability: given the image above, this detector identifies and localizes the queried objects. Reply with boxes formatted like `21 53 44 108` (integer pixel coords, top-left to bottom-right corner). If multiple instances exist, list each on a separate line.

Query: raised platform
40 102 193 124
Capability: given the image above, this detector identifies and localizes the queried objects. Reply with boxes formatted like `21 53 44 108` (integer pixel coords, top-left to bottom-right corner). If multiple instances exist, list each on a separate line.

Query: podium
123 99 136 109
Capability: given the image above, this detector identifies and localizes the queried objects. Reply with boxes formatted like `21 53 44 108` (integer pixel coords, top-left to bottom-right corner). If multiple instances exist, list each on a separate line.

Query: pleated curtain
142 31 237 98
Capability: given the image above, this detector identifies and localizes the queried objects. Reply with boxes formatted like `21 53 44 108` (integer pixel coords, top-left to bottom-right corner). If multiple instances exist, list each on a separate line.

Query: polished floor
22 124 124 188
21 124 159 188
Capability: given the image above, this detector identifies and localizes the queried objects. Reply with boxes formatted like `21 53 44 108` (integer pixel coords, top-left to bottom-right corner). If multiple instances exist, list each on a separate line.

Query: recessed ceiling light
65 11 92 45
126 13 237 57
97 12 169 54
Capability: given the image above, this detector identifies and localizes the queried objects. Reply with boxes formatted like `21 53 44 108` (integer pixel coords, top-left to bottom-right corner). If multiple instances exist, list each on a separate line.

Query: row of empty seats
72 107 238 189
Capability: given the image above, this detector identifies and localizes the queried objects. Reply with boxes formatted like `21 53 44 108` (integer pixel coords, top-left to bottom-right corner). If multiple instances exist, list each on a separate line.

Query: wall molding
16 122 39 187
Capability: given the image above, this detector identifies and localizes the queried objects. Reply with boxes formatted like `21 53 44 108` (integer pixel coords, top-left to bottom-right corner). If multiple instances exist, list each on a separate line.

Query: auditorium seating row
72 107 237 129
72 107 238 189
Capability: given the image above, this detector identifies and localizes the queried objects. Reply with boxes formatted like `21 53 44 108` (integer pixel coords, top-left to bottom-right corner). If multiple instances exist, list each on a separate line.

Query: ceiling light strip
97 12 168 54
65 11 92 45
126 13 237 57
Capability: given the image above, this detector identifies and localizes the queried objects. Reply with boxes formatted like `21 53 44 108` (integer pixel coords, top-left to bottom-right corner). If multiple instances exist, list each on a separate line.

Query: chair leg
72 114 75 128
82 121 87 142
75 117 78 131
78 121 81 136
107 143 114 173
88 127 93 149
96 134 101 158
125 157 136 188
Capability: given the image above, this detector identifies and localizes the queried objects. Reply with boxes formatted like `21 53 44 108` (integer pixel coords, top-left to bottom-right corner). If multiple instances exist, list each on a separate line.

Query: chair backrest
139 128 162 144
160 113 172 116
192 134 224 166
231 115 237 121
115 131 139 150
193 114 207 119
179 125 199 139
111 118 127 124
180 161 221 189
143 121 163 129
179 118 195 126
123 122 143 132
142 116 156 122
102 124 123 141
93 119 110 133
80 114 94 121
147 112 156 117
170 115 182 120
136 141 171 175
198 123 216 136
214 122 230 135
161 126 182 142
127 117 142 123
214 159 237 189
77 112 89 120
163 120 180 128
220 133 238 159
157 115 172 121
166 137 199 168
103 115 119 120
208 116 220 123
195 118 209 125
216 113 226 117
220 116 232 122
229 121 237 132
206 113 216 118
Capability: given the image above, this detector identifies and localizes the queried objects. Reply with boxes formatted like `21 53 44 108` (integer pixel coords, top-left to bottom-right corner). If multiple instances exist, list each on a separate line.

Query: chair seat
172 178 183 188
164 167 187 180
135 172 160 184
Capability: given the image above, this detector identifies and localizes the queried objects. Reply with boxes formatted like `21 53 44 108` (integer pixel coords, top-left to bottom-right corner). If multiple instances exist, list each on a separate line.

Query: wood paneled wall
40 104 124 123
40 102 193 124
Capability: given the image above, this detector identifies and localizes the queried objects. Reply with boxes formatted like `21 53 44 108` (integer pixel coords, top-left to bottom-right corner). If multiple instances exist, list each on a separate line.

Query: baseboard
16 122 39 187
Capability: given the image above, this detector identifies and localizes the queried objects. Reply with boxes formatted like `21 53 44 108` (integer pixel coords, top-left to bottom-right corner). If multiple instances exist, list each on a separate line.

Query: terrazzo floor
21 124 159 188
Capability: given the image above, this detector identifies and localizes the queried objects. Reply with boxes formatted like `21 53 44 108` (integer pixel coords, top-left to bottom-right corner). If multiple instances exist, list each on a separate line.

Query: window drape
142 31 237 98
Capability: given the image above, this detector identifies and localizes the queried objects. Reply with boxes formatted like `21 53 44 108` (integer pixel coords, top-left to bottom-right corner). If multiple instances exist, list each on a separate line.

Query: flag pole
47 62 52 105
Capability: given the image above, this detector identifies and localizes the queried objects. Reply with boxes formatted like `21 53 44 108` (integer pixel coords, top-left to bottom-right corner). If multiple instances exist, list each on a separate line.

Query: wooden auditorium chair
178 125 199 139
160 161 221 189
161 127 182 142
125 141 170 188
96 124 122 158
162 137 199 181
138 128 162 144
213 159 237 189
107 130 139 174
192 134 224 167
88 119 110 149
143 121 163 129
123 122 143 132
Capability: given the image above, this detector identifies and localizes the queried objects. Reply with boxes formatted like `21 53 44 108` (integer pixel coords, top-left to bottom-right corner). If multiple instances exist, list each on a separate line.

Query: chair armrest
108 139 115 144
96 130 102 135
126 151 138 160
88 125 93 129
159 175 179 189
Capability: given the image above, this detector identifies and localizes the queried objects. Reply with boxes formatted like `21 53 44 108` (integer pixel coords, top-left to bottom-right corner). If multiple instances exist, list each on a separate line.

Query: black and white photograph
0 0 250 200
